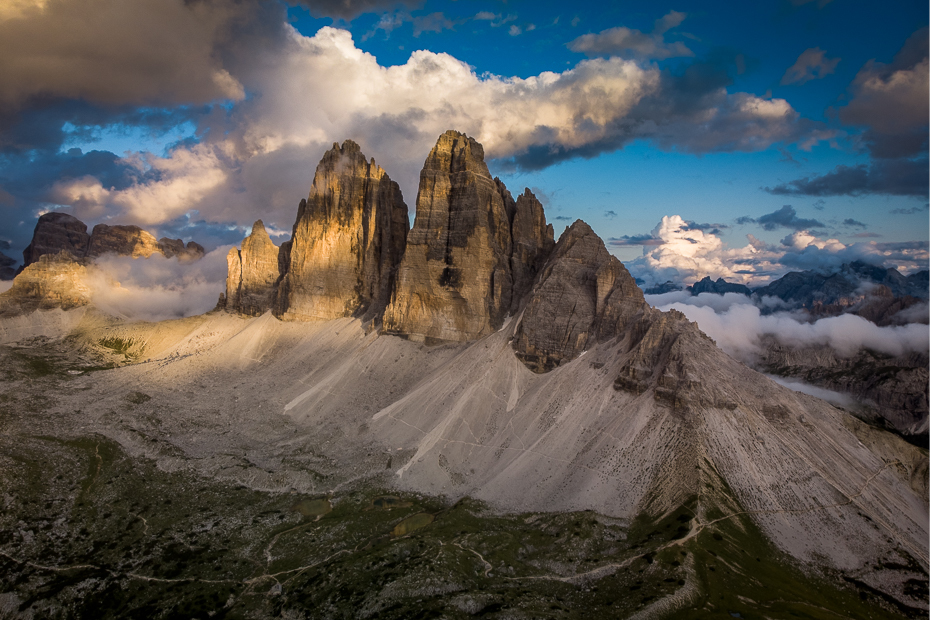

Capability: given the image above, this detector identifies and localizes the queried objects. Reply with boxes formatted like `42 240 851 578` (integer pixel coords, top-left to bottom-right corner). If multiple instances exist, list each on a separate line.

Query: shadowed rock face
512 220 646 372
510 189 555 311
383 130 546 342
226 220 281 317
157 238 206 261
22 213 90 266
277 140 409 321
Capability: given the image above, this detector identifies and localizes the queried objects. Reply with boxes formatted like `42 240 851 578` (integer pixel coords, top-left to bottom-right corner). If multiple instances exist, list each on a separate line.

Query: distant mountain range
647 263 929 326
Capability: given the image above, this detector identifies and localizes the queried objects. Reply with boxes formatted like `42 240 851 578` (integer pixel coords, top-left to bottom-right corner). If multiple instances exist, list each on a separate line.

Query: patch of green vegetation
0 434 923 619
391 512 434 537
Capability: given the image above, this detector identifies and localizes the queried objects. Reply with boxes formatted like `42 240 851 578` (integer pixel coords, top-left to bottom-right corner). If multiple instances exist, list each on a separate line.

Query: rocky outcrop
226 220 281 316
688 276 751 296
22 213 204 266
759 336 929 439
512 220 646 372
22 212 90 266
157 238 206 261
0 252 92 317
276 141 408 321
86 224 161 259
383 130 551 342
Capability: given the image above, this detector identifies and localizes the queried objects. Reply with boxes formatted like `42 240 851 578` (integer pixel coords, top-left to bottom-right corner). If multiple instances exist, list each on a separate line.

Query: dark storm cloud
608 234 664 247
292 0 421 21
769 29 928 199
683 221 728 235
741 205 824 231
764 159 929 197
0 0 284 110
780 48 839 85
839 27 928 160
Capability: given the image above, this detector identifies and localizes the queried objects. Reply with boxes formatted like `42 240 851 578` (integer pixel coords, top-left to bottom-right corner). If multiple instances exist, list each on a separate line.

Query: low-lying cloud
647 291 929 362
86 249 228 322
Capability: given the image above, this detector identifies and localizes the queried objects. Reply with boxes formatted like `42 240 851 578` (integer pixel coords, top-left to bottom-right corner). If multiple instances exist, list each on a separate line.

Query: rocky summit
512 220 646 372
276 140 409 321
382 130 553 342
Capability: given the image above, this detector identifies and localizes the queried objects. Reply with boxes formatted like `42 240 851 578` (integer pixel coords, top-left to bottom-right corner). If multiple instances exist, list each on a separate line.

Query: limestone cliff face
383 130 526 342
277 141 408 321
512 220 646 372
22 213 90 266
0 252 92 317
225 220 281 316
22 213 204 266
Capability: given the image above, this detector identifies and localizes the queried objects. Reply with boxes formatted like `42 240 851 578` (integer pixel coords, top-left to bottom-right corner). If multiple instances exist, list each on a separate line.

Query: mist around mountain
0 131 927 618
645 264 929 442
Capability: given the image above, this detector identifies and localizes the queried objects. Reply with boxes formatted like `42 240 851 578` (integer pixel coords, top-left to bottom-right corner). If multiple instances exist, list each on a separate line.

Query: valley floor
0 309 926 618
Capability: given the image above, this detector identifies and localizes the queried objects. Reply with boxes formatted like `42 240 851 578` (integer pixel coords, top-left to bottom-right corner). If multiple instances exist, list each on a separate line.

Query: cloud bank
620 214 928 287
0 0 831 255
647 291 929 362
87 249 228 322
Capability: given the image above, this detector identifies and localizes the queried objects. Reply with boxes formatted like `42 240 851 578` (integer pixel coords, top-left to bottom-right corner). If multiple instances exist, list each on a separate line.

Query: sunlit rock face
512 220 646 372
383 130 549 342
0 252 92 317
86 224 161 259
277 140 409 321
226 220 281 317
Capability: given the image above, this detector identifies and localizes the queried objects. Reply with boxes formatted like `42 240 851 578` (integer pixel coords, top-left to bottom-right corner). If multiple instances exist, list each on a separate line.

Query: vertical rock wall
383 130 540 342
276 141 408 321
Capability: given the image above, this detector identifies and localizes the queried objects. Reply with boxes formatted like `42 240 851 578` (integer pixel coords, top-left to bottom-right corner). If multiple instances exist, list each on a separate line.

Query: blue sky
0 0 926 285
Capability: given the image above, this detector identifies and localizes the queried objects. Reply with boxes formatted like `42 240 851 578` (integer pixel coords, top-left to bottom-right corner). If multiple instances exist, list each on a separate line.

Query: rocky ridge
21 212 204 267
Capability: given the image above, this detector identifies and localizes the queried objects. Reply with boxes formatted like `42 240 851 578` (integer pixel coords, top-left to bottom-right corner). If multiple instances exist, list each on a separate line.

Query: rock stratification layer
383 130 552 342
277 141 408 321
226 220 281 317
512 220 646 372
